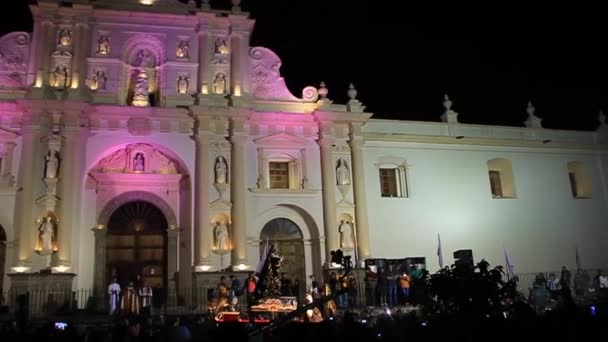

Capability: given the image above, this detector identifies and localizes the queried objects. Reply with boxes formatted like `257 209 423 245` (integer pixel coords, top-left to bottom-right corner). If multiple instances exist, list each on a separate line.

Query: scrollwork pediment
92 143 179 174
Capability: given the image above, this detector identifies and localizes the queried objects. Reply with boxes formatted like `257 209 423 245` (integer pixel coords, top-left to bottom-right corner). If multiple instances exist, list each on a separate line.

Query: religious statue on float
256 243 284 298
214 156 228 184
214 221 230 253
338 220 354 251
336 158 351 185
44 149 60 179
132 71 150 107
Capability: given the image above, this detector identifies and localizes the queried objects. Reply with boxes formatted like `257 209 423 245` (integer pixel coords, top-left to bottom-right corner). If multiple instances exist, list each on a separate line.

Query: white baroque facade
0 0 606 295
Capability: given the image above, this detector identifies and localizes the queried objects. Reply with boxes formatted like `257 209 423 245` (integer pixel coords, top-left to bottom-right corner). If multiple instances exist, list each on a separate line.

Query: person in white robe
108 278 121 315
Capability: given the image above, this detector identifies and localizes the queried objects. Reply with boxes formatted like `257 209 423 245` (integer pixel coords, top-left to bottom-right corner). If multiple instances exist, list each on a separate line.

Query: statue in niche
177 75 188 94
51 65 68 88
132 71 150 106
213 73 226 94
214 38 228 55
214 156 228 184
133 152 145 172
176 40 189 58
336 158 350 185
44 149 59 179
38 216 55 253
91 70 107 91
339 220 354 250
58 28 71 46
214 221 230 252
97 34 110 55
134 49 155 68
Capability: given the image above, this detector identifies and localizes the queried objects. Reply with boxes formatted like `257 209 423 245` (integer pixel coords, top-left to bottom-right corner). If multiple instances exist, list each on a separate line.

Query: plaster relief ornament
97 34 110 55
0 32 30 88
214 156 228 184
177 75 188 94
214 221 230 252
339 220 354 250
213 72 227 94
58 28 71 46
44 149 60 179
214 38 228 55
132 71 150 107
51 65 69 88
176 40 189 58
336 158 350 186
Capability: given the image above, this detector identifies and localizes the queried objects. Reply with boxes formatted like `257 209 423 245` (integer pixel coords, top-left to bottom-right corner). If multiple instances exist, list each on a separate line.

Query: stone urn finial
526 100 535 116
347 83 357 100
318 81 328 99
232 0 241 12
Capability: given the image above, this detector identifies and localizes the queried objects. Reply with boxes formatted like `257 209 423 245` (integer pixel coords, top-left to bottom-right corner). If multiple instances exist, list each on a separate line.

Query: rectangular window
379 168 399 197
489 170 503 197
269 162 289 189
568 172 579 197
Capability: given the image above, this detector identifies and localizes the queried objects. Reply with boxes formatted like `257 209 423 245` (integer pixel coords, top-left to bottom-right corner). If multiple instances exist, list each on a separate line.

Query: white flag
437 234 444 269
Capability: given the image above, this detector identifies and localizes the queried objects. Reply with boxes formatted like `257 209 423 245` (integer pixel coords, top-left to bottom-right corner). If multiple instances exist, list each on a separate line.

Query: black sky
3 1 608 131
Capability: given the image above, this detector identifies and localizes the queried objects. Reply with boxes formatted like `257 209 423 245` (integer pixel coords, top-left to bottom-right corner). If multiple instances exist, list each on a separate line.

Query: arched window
375 157 408 198
567 161 592 198
487 158 516 198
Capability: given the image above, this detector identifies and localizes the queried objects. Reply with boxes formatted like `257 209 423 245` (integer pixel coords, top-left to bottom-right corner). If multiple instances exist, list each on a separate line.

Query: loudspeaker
453 249 474 268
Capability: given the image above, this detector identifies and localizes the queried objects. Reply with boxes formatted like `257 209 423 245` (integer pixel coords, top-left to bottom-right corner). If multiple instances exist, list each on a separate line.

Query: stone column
229 33 241 95
92 227 107 304
167 228 179 280
0 142 15 177
54 127 86 271
12 128 39 270
27 20 43 86
230 134 248 266
194 133 212 269
42 21 56 86
349 137 371 262
318 138 339 263
71 20 90 90
197 29 209 94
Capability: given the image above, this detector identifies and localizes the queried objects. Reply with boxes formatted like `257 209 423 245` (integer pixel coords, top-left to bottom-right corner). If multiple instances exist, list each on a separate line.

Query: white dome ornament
440 94 459 123
524 100 543 128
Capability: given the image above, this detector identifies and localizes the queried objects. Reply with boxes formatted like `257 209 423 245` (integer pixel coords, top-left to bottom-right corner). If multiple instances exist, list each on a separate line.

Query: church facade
0 0 606 296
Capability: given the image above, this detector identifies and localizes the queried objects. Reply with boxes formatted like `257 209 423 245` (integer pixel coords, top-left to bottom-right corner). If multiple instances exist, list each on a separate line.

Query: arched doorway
260 218 305 296
0 225 6 292
106 201 168 289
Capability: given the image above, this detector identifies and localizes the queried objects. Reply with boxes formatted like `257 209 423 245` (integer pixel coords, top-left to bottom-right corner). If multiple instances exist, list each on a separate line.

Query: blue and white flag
504 248 515 279
437 234 444 269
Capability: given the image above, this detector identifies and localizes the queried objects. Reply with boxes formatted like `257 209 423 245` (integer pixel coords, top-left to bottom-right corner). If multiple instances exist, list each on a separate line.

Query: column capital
230 134 249 145
167 228 179 238
318 137 335 147
348 137 364 149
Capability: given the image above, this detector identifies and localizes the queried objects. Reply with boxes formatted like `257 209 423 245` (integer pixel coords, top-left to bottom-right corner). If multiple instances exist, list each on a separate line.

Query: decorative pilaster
167 227 179 289
229 33 241 95
194 133 212 269
256 147 266 189
300 148 309 189
54 125 87 272
349 134 371 262
12 127 39 272
92 226 107 303
196 25 210 94
230 134 249 266
319 137 339 263
0 142 16 187
42 20 56 87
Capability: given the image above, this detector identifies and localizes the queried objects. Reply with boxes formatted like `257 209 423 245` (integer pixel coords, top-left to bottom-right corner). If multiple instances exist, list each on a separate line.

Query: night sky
3 1 607 131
